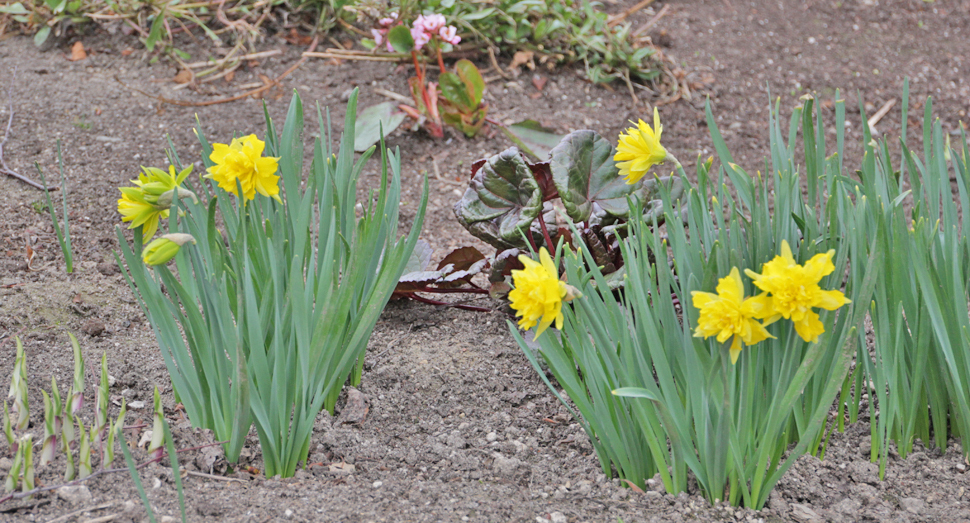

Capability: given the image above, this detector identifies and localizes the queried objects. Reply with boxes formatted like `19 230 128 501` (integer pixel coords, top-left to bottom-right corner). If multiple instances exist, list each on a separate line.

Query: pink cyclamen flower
439 26 460 45
411 26 431 50
415 14 446 33
371 28 384 45
378 12 397 26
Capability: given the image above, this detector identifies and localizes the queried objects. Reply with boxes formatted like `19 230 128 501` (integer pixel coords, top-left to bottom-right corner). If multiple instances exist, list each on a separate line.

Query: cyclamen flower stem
536 212 555 251
408 286 490 295
525 228 539 253
435 43 446 73
407 293 492 313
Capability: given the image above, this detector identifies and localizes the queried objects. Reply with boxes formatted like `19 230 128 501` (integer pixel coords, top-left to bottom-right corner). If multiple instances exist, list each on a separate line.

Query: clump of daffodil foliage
116 89 427 478
502 93 897 510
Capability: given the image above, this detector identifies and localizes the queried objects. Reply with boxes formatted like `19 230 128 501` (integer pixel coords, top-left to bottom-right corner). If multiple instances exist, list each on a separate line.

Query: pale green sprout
148 387 165 461
77 416 92 479
2 401 13 450
69 332 84 415
7 338 28 431
40 389 55 467
94 353 110 448
21 434 34 495
104 398 127 469
4 437 23 492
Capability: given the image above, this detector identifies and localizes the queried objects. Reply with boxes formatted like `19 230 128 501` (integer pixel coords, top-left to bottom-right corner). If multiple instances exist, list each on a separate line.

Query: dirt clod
81 317 105 336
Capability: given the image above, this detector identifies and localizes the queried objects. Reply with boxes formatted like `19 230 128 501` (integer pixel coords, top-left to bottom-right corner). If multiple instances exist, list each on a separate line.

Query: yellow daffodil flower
692 267 775 364
205 134 281 202
509 248 570 339
133 165 196 207
142 233 196 266
744 240 851 343
118 187 168 240
614 107 667 185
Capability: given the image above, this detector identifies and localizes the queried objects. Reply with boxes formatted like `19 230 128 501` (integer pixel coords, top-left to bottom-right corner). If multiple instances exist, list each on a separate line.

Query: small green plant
354 14 489 146
117 89 428 478
35 141 74 273
438 59 488 138
360 0 663 87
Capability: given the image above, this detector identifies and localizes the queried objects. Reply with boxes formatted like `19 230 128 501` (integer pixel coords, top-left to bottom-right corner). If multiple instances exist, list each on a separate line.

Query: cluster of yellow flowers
692 240 851 364
116 134 280 266
204 134 282 203
117 164 195 240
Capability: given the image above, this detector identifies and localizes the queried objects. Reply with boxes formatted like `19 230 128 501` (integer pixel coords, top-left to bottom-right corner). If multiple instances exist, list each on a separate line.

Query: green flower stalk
77 416 92 479
148 387 165 461
69 332 84 416
7 338 29 431
104 398 127 469
142 233 196 266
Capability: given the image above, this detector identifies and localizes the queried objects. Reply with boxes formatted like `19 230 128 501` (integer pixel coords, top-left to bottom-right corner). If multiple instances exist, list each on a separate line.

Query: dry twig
867 99 897 133
607 0 654 28
633 3 671 37
118 36 319 107
46 503 116 523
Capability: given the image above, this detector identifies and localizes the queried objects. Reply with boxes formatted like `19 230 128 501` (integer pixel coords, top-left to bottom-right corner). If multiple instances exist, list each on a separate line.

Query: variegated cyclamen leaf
454 148 543 249
402 239 434 275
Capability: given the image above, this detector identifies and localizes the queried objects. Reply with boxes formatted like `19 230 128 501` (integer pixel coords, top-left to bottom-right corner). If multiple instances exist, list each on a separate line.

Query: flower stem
536 211 555 250
435 43 446 73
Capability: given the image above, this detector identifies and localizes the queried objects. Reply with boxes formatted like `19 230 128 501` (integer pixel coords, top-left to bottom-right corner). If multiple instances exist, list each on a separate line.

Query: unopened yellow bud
142 233 196 266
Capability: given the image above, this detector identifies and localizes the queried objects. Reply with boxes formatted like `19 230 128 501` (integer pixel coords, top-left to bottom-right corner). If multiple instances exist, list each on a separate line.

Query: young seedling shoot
69 332 85 416
94 353 110 449
8 338 28 431
104 398 127 469
76 416 92 479
148 386 165 461
40 378 64 468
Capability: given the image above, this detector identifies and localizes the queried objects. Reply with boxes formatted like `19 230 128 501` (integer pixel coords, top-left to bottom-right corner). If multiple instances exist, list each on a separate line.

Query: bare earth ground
2 0 970 521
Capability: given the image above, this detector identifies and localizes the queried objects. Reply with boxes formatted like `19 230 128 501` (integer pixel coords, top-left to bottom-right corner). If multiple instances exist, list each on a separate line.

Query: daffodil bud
563 284 583 302
142 234 196 266
152 186 199 208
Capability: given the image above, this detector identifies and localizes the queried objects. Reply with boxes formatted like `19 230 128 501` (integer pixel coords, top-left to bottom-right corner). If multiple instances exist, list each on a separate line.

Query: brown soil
2 0 970 521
